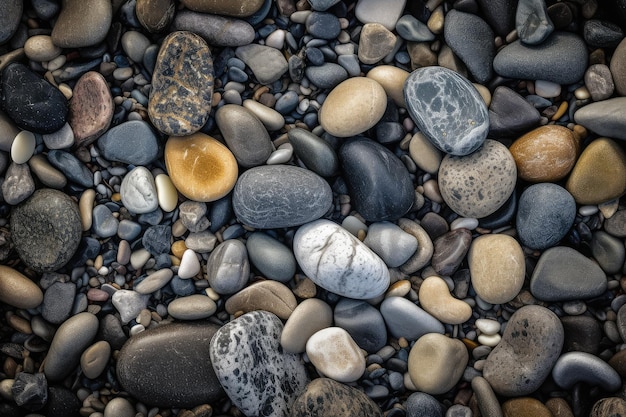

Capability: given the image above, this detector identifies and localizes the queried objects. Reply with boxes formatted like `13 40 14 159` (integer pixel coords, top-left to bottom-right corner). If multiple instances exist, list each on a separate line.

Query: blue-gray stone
489 86 541 138
142 225 171 256
69 237 101 268
516 0 555 45
306 12 341 39
396 14 435 41
493 31 588 84
305 63 348 89
444 10 494 83
92 205 120 238
337 54 361 77
97 121 159 166
306 47 325 66
172 11 255 47
42 281 75 325
476 0 517 36
11 372 47 411
584 19 624 48
530 246 607 302
552 352 621 391
233 165 332 229
308 0 341 11
380 296 444 341
0 0 22 44
574 97 626 141
287 127 339 177
516 183 576 250
404 66 489 156
406 392 444 417
591 230 626 274
206 239 249 295
31 0 59 20
339 137 414 222
170 275 195 296
275 90 300 114
334 298 387 353
47 150 93 188
209 194 233 233
117 219 142 241
246 232 296 283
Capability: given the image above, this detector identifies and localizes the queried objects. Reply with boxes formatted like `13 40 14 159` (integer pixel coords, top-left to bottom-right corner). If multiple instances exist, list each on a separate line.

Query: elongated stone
68 71 113 147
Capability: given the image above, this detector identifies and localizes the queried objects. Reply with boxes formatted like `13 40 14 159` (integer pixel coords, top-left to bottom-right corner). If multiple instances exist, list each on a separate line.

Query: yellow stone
366 65 409 107
566 137 626 205
502 398 553 417
171 240 187 259
164 132 238 202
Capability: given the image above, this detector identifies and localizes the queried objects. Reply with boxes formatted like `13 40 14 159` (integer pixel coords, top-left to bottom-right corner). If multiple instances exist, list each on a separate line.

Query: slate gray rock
233 165 332 229
380 296 444 340
584 64 615 101
306 12 341 39
287 128 339 177
339 137 414 221
396 14 435 41
92 204 120 238
42 282 76 325
305 63 349 89
363 221 418 267
584 19 624 48
605 210 626 238
552 352 621 391
142 225 171 256
11 372 47 411
172 11 255 47
210 311 309 417
0 0 22 44
406 392 444 417
431 229 472 276
97 121 159 166
516 0 554 45
574 97 626 140
47 150 94 188
206 239 250 294
117 322 224 407
246 232 296 282
235 44 289 84
591 230 626 274
489 86 541 138
2 162 35 205
10 189 82 272
476 0 517 37
334 298 388 353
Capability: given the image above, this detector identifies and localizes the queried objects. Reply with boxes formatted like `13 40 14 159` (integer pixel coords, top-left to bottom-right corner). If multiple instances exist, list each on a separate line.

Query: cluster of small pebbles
2 0 626 417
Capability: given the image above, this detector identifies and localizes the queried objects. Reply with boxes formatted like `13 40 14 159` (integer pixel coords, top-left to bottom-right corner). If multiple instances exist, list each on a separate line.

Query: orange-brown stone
502 398 553 417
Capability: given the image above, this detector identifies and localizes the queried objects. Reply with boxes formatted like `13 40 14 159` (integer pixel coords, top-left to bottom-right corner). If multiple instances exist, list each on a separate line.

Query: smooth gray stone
117 220 141 241
605 210 626 238
308 0 341 10
42 282 76 325
47 150 93 188
2 162 35 205
233 165 332 229
111 290 150 324
552 352 621 391
92 204 119 238
305 11 341 39
489 86 541 138
530 246 607 302
516 0 554 45
184 231 217 253
206 239 249 294
235 44 288 84
574 97 626 140
476 0 517 37
305 62 348 89
584 64 615 101
406 392 444 417
99 314 127 351
561 315 602 354
404 66 489 156
246 232 296 282
287 128 339 177
493 31 588 84
210 311 309 417
117 323 223 407
42 123 75 150
591 230 626 274
363 221 418 268
471 376 503 417
173 11 255 47
334 298 387 353
444 9 494 83
97 121 159 165
380 296 444 341
446 405 472 417
0 0 22 44
396 14 435 41
31 0 60 20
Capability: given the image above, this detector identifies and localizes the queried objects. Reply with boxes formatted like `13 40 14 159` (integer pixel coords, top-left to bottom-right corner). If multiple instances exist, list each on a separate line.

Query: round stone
168 294 217 320
80 341 111 379
246 232 296 282
366 65 409 107
0 265 43 309
333 298 388 353
408 132 443 175
173 11 255 47
164 133 238 202
291 378 382 417
224 280 297 319
11 130 36 164
438 139 517 218
363 221 418 268
24 35 61 62
358 23 397 65
136 0 175 32
574 97 626 140
306 327 365 383
68 71 114 147
287 128 339 177
97 121 160 166
120 166 159 214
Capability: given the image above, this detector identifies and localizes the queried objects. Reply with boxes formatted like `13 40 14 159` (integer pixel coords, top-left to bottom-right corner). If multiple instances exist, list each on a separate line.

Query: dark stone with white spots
210 311 308 417
290 378 382 417
97 121 159 166
404 66 489 156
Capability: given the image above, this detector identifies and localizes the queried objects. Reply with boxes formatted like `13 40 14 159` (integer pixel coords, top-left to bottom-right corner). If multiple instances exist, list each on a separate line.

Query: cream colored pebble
79 189 96 231
419 276 473 325
155 174 178 212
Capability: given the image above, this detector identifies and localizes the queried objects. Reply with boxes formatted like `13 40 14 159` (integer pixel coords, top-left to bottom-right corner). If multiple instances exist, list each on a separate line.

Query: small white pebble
477 333 502 347
475 318 501 335
11 130 36 164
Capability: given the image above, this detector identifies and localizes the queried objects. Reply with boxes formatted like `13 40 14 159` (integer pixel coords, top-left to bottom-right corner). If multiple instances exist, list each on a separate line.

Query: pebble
42 281 76 324
591 230 626 274
305 62 349 89
590 398 626 417
287 128 339 177
180 0 264 16
0 265 43 309
306 11 341 39
164 133 238 202
366 65 409 107
380 296 444 340
397 218 434 274
294 219 390 300
246 232 296 282
80 340 111 379
97 120 159 166
178 249 201 279
111 290 150 324
47 150 93 188
210 311 308 417
408 132 443 175
419 276 472 324
149 31 214 136
306 327 365 382
120 166 159 214
483 305 564 396
574 97 626 141
605 210 626 237
10 131 35 164
281 298 332 353
404 66 489 156
224 280 296 319
173 10 255 47
431 229 472 276
319 77 387 137
51 0 112 48
358 23 397 65
24 35 61 62
488 86 541 138
611 37 626 95
406 392 444 417
477 0 517 36
333 298 387 353
117 322 223 407
290 378 382 417
584 64 615 101
242 99 285 131
68 71 114 146
235 44 288 84
355 0 406 31
585 20 625 48
135 0 175 32
552 352 621 391
396 14 435 42
103 398 135 417
530 246 607 301
206 239 249 295
516 0 554 44
168 294 217 320
0 0 21 44
233 165 332 228
42 123 74 150
363 221 418 267
502 397 553 417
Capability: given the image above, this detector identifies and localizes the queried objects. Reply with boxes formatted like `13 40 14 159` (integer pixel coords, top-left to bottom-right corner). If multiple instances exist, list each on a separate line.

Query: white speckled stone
306 327 366 383
120 166 159 214
293 219 390 300
210 311 309 417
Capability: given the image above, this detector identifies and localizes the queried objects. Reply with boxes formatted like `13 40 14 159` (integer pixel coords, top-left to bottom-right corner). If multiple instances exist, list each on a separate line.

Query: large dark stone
476 0 518 36
0 0 22 44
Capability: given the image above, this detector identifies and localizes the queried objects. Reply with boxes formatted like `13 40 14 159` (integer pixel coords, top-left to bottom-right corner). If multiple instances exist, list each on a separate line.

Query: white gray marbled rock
120 166 159 214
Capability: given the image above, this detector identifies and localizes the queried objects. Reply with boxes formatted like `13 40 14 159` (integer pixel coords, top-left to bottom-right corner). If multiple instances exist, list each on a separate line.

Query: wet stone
333 298 387 353
97 121 159 166
290 378 382 417
516 0 555 45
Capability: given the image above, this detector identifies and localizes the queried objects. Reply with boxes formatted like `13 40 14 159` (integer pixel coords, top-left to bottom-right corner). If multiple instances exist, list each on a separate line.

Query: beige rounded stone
224 280 297 319
80 340 111 379
366 65 409 107
358 23 397 65
179 0 264 16
28 154 67 189
565 137 626 205
409 132 443 174
468 234 525 304
24 35 62 62
306 327 365 383
408 333 468 395
51 0 112 48
281 298 333 353
510 125 579 182
164 132 238 202
0 266 43 309
319 77 387 137
419 276 472 324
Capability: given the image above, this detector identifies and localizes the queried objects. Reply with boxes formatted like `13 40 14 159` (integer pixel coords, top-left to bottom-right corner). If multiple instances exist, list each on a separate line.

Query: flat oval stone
591 230 626 274
209 311 309 417
173 10 255 47
483 305 564 396
206 239 249 295
149 31 214 136
51 0 112 48
363 221 418 267
47 150 93 188
233 165 332 229
305 63 349 89
281 298 333 353
468 234 525 304
10 189 82 272
97 121 159 166
404 66 489 156
80 341 111 379
574 97 626 140
530 246 607 302
358 23 397 65
431 228 472 276
408 333 468 395
291 378 382 417
180 0 265 16
380 296 444 341
120 166 159 214
318 77 387 137
552 352 621 391
28 154 67 189
235 44 288 84
68 71 113 147
294 219 390 300
0 265 43 309
306 327 365 382
339 137 414 222
136 0 175 32
287 128 339 177
224 280 297 319
333 298 387 353
246 232 296 282
117 322 223 407
24 35 61 62
11 131 36 164
502 398 553 417
168 294 217 320
438 139 517 218
355 0 406 31
165 133 238 202
366 65 409 107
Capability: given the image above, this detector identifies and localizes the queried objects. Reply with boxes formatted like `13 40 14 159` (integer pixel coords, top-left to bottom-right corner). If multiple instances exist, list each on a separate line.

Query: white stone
293 219 390 299
450 217 479 230
243 99 285 131
168 294 217 320
11 131 36 164
534 80 561 98
355 0 407 31
155 174 178 212
120 166 159 214
475 318 501 335
111 290 150 324
306 327 365 382
341 215 368 237
178 249 201 279
265 29 286 49
478 333 502 347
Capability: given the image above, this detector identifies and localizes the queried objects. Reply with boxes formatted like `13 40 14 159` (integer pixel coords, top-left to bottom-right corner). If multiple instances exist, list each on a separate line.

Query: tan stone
419 276 472 324
225 280 297 319
0 265 43 309
366 65 409 107
319 77 387 137
510 125 579 182
281 298 332 353
590 398 626 417
409 132 443 174
24 35 62 62
180 0 265 16
164 133 238 202
358 23 397 65
565 137 626 205
545 398 574 417
502 398 553 417
407 42 437 70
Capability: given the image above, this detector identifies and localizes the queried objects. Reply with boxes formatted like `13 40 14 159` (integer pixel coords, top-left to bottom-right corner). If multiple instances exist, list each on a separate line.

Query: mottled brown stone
136 0 176 32
590 397 626 417
502 398 553 417
68 71 114 147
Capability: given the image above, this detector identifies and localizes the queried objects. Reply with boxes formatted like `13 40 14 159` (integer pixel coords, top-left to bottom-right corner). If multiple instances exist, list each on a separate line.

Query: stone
215 104 273 168
363 221 418 267
232 165 332 229
419 276 472 324
468 234 525 305
117 322 223 407
287 128 339 177
168 294 217 320
605 210 626 238
0 265 43 309
611 38 626 95
483 305 564 396
179 201 210 233
306 327 365 382
180 0 265 16
103 398 134 417
164 133 238 202
355 0 407 31
149 31 214 136
210 311 309 417
44 312 99 382
224 280 297 319
11 372 47 410
333 298 387 353
68 71 114 147
294 219 390 300
242 99 284 131
493 32 588 84
42 282 75 325
0 0 21 44
28 155 66 190
591 230 626 274
47 150 93 188
476 0 517 36
405 392 444 417
585 64 615 102
516 0 555 45
408 333 468 395
134 268 174 294
120 167 159 214
431 229 472 276
290 378 382 417
42 123 74 150
574 98 626 140
552 352 621 391
112 290 150 324
545 398 575 417
408 132 443 175
305 63 349 89
2 162 35 205
590 398 626 417
51 0 112 48
0 63 68 134
97 121 160 166
177 249 201 279
0 109 21 152
173 10 255 47
80 340 111 379
281 298 332 353
246 232 296 282
319 77 387 137
306 12 341 39
10 189 82 272
404 66 489 156
366 65 409 108
136 0 175 32
24 35 61 62
530 246 607 302
206 239 249 295
502 398 553 417
380 296 444 341
585 20 624 48
11 131 35 164
358 23 397 65
488 86 542 138
235 44 288 84
565 138 626 204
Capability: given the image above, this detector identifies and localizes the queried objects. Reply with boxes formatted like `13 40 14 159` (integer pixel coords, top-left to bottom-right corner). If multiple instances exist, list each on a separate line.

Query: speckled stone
438 140 517 218
51 0 112 48
294 219 390 300
68 71 114 147
291 378 382 417
149 31 214 136
590 398 626 417
120 166 159 214
404 66 489 156
210 311 309 417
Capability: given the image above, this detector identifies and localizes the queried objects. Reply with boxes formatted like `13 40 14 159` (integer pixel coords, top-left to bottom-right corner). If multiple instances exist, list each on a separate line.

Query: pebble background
1 1 626 417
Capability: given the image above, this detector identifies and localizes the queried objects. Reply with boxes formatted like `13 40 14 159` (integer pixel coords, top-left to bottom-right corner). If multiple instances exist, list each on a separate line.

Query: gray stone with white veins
120 166 158 214
210 310 309 417
404 66 489 156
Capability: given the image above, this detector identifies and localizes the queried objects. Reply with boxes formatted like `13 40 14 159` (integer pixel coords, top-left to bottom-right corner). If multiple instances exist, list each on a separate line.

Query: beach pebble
585 64 615 102
142 224 172 256
243 99 284 131
611 37 626 95
291 378 382 417
333 298 387 353
47 150 93 188
287 128 339 177
502 398 553 417
246 232 296 282
103 398 135 417
355 0 406 31
224 280 297 319
134 268 174 294
366 65 409 107
552 352 621 391
406 392 444 417
206 239 249 295
306 11 341 39
168 294 217 320
178 249 201 279
380 296 444 341
2 161 35 205
68 71 113 146
42 281 76 324
590 398 626 417
179 201 209 233
51 0 112 48
10 131 35 164
431 229 472 276
120 166 159 214
97 121 159 166
135 0 175 33
358 23 397 65
112 290 150 324
396 14 435 42
408 132 443 175
80 340 111 379
363 221 418 267
306 327 365 382
419 276 472 324
488 86 542 138
516 0 554 44
281 298 333 354
0 0 21 44
24 34 61 62
0 265 43 309
235 44 288 84
574 97 626 141
180 0 264 16
397 219 434 275
305 63 349 89
591 230 626 274
173 11 254 47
